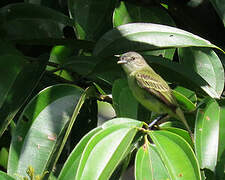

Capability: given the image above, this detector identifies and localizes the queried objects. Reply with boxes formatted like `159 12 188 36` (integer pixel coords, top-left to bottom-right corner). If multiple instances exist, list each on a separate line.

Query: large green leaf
195 98 220 172
93 23 221 57
58 127 101 180
149 130 201 180
135 141 170 180
68 0 115 41
8 84 84 179
75 118 144 180
178 47 224 98
112 79 138 118
0 3 72 41
0 54 46 136
216 104 225 179
113 1 176 60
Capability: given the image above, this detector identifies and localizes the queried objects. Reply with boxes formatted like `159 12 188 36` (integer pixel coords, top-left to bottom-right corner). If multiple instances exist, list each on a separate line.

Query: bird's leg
148 114 168 129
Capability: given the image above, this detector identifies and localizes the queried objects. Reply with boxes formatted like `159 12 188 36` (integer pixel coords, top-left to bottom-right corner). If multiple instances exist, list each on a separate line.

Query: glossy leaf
0 3 72 41
149 130 201 180
113 1 176 60
173 90 196 112
0 55 46 136
48 45 76 81
68 0 115 41
75 119 144 180
8 84 84 179
216 105 225 179
135 141 170 180
0 171 15 180
112 79 138 118
58 127 102 180
195 98 220 172
160 127 194 149
93 23 221 57
174 86 197 105
178 47 224 98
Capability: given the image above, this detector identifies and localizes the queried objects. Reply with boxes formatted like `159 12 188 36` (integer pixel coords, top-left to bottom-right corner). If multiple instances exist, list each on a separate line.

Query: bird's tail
175 107 193 140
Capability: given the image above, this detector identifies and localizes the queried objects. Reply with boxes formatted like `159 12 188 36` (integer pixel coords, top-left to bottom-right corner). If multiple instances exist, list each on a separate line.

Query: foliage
0 0 225 180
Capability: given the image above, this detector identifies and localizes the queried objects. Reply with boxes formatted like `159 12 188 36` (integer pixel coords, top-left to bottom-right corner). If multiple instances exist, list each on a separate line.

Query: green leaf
75 119 144 180
62 56 102 76
178 47 224 98
112 79 138 118
48 45 77 81
58 127 102 180
209 0 225 26
68 0 115 41
216 104 225 179
93 23 221 57
0 147 8 169
0 54 46 136
113 1 175 27
173 90 196 112
8 84 84 179
160 127 194 149
135 141 170 180
195 98 220 172
113 1 176 60
149 130 201 180
101 117 145 129
174 86 197 105
0 3 72 41
0 171 15 180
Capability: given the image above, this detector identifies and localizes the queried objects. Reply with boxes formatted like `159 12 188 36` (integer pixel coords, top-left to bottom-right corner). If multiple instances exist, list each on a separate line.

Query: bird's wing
135 70 177 108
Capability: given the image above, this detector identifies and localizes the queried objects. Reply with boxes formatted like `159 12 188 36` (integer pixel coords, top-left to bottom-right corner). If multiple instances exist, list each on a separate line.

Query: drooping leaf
0 54 46 136
113 1 176 60
0 3 72 41
135 141 170 180
195 98 220 172
149 130 201 180
8 84 84 179
93 23 221 57
178 47 224 98
174 86 197 105
58 127 102 180
75 118 144 180
173 90 196 112
68 0 115 41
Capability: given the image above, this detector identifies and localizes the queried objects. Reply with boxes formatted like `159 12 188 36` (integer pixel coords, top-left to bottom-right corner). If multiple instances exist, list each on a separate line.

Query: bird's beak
115 54 127 64
117 59 127 64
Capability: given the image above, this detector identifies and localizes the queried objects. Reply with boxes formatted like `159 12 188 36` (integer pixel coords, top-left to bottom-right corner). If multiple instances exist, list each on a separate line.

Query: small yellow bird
117 52 192 137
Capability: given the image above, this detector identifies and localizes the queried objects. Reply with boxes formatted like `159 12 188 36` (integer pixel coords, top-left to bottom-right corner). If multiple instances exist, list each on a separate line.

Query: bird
117 51 192 138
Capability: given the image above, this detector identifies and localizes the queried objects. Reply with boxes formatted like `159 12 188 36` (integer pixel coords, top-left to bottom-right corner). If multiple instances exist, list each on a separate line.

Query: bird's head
117 52 148 74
